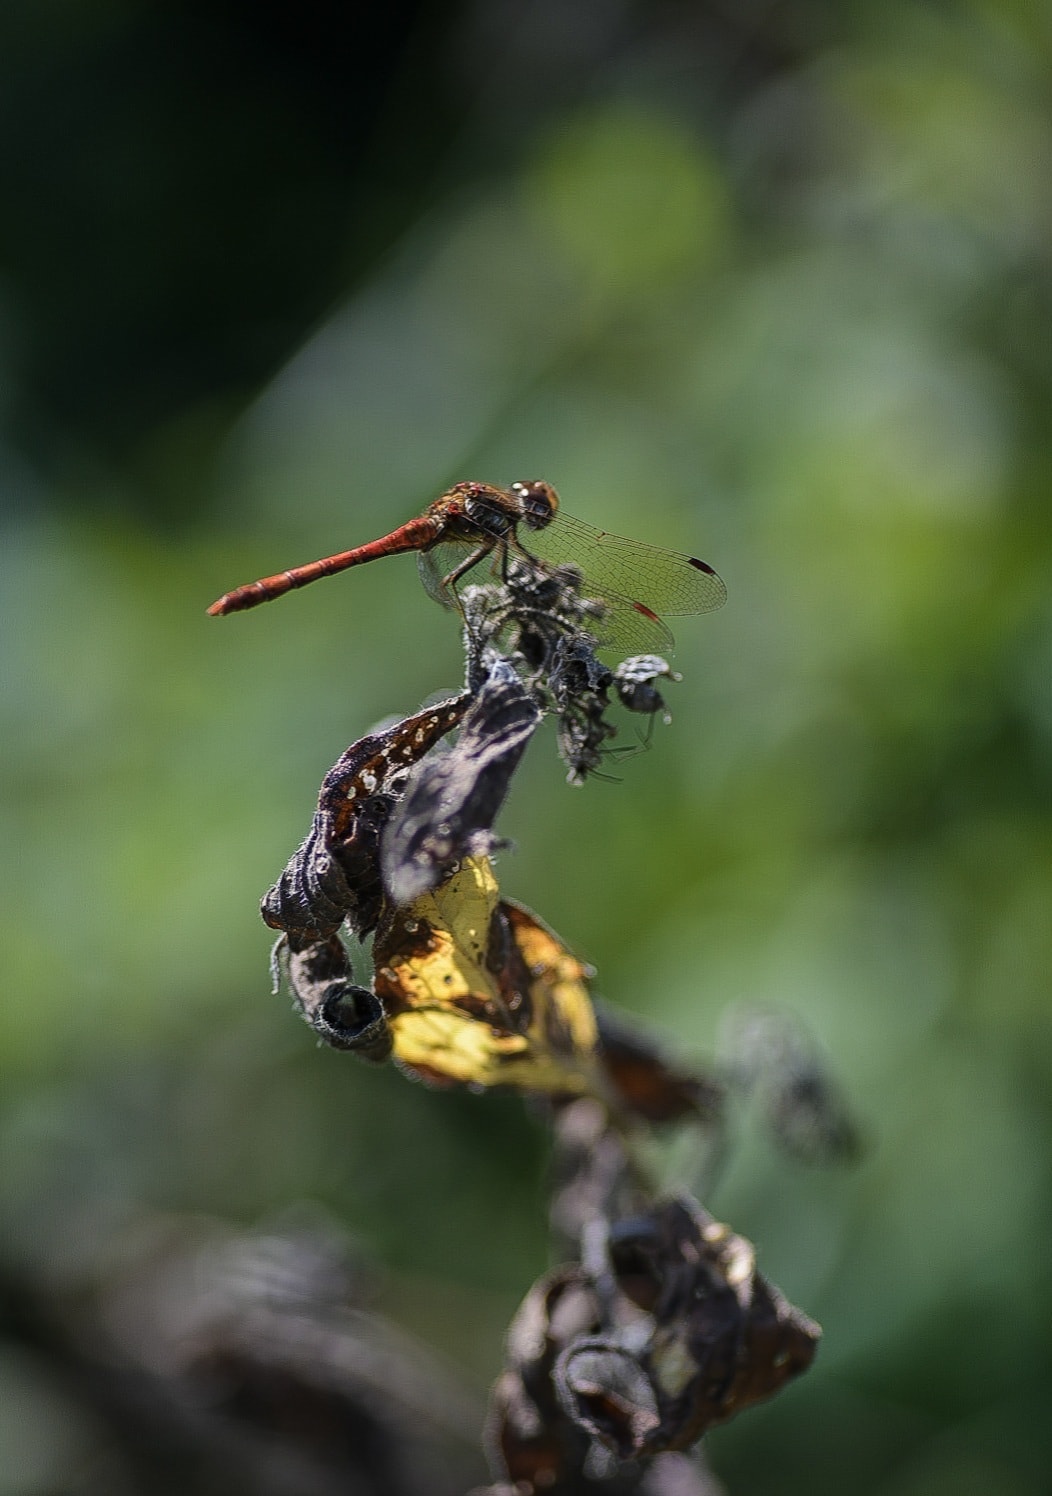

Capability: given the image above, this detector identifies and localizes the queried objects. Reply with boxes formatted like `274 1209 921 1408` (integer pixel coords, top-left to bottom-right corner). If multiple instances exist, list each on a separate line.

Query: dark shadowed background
2 1 1051 1491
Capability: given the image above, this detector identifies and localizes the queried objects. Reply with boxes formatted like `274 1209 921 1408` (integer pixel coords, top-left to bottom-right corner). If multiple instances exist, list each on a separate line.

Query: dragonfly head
510 480 559 531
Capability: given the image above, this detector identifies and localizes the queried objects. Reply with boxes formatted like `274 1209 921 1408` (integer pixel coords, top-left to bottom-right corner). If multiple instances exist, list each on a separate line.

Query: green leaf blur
2 2 1051 1491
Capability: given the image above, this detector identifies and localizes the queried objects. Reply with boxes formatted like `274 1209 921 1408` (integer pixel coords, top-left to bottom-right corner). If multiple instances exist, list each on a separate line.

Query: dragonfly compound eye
511 480 559 530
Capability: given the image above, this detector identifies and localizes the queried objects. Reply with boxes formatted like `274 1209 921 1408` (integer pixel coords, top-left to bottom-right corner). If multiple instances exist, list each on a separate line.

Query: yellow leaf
373 856 602 1096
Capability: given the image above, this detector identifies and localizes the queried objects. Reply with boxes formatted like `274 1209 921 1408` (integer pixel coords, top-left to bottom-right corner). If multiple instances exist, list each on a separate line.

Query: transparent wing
525 512 727 616
419 532 677 654
575 592 675 656
417 540 499 608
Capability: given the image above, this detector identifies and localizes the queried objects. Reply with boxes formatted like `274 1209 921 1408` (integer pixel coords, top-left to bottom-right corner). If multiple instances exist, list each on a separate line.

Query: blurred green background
3 0 1051 1491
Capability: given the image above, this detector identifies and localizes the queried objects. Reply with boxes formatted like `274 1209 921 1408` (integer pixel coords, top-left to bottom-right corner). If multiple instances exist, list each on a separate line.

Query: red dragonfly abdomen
207 514 441 615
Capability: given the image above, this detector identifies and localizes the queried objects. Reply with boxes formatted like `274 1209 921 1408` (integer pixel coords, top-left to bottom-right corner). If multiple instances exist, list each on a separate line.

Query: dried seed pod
613 656 680 719
549 634 615 704
460 558 609 678
460 563 678 783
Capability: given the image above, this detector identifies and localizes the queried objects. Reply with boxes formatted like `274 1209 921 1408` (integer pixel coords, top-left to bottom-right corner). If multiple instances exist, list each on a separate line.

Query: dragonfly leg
438 541 497 655
440 540 496 594
499 535 546 581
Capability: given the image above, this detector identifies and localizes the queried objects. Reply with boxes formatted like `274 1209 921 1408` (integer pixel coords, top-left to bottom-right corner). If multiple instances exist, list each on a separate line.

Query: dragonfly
207 480 727 654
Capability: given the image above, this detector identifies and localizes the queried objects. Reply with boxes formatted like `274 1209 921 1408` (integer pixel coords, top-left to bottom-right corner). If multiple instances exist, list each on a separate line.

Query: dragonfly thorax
510 480 559 531
453 484 523 541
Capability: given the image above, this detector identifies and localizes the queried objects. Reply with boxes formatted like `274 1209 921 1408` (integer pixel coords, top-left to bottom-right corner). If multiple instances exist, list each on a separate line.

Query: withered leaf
594 1005 725 1127
382 661 540 906
373 855 602 1097
489 1196 818 1483
568 1198 820 1454
262 692 472 944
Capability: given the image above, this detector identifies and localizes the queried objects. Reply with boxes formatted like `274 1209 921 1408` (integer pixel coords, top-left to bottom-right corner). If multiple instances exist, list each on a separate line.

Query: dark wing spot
689 557 717 575
632 601 661 623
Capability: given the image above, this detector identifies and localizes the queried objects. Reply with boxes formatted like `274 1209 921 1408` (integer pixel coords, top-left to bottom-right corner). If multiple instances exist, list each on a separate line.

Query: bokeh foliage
2 1 1052 1491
